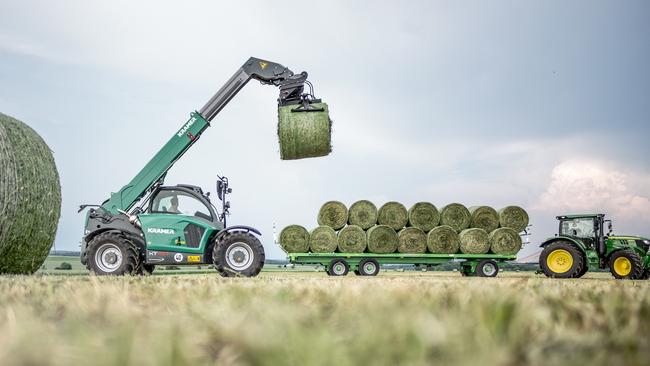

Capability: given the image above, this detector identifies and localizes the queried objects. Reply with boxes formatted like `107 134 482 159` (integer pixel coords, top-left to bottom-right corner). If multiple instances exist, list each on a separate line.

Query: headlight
644 240 650 245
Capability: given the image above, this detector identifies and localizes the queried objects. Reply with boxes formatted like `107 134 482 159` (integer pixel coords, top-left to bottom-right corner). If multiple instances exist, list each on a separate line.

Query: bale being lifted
317 201 348 230
309 226 338 253
469 206 499 233
278 102 332 160
377 202 408 231
367 225 398 254
459 228 489 254
348 200 378 230
338 225 367 253
489 227 522 255
498 206 529 233
408 202 440 232
0 113 61 274
427 225 460 254
398 227 427 254
439 203 471 232
279 225 310 253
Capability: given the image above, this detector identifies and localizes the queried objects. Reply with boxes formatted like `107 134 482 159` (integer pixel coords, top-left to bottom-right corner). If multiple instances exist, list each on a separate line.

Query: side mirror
216 181 224 200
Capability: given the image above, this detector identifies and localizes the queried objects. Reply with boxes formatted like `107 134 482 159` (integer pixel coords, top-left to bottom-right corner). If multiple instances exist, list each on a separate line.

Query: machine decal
177 117 196 138
259 61 268 69
188 255 201 263
174 253 184 262
147 251 204 265
147 228 175 235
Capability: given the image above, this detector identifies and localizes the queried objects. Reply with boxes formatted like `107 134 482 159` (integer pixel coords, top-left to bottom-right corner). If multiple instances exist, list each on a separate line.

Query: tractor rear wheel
609 250 643 280
540 241 585 279
213 231 265 277
86 232 140 276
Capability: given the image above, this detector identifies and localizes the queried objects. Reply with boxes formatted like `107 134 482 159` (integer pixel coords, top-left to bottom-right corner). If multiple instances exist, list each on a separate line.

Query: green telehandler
540 214 650 279
79 57 327 276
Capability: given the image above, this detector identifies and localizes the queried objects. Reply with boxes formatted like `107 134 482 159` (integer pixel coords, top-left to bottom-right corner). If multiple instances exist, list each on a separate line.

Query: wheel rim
95 243 123 273
225 242 254 271
332 262 346 275
363 262 376 274
482 262 497 276
613 257 632 276
547 249 573 274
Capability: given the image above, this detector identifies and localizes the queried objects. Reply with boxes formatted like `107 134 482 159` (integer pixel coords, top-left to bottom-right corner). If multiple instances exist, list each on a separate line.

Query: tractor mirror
217 181 224 200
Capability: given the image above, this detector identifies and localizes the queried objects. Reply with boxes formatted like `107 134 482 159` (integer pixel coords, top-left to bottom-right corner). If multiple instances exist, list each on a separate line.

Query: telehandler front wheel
609 250 643 280
540 241 585 279
213 231 265 277
86 232 140 276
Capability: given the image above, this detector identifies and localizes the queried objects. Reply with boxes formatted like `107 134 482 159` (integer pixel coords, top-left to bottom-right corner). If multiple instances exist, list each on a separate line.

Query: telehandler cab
540 214 650 279
79 57 325 276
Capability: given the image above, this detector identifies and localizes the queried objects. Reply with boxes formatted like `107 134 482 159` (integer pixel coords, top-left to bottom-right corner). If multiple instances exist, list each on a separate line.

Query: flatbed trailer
286 252 517 277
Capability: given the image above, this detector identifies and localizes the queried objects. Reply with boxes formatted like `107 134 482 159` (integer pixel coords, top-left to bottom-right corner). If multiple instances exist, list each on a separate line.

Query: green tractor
540 214 650 279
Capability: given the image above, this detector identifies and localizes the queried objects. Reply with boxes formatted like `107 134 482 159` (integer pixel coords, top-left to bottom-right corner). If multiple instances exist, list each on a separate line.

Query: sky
1 0 649 260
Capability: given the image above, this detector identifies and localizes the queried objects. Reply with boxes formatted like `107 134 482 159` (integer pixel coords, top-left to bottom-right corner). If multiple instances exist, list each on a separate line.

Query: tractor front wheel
540 241 585 279
213 231 265 277
609 250 643 280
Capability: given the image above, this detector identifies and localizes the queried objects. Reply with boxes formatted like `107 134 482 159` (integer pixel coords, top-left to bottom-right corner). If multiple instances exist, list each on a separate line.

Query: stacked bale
279 201 528 256
0 113 61 274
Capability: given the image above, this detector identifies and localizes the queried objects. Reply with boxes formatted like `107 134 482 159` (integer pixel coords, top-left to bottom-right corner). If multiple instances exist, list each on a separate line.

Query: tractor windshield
560 218 595 239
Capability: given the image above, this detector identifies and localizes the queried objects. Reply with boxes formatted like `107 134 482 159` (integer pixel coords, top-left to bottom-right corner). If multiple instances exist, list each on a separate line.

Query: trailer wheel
327 259 349 276
609 250 643 280
358 259 380 276
476 259 499 277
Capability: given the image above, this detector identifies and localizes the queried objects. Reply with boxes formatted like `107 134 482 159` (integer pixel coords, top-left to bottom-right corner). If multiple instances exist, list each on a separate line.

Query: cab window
560 218 595 238
150 190 213 221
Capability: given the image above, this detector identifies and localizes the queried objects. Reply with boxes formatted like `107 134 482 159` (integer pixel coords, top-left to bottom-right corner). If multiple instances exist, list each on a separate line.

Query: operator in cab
169 196 181 214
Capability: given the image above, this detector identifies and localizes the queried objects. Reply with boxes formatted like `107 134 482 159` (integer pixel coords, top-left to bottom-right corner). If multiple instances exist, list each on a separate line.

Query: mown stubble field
1 272 649 366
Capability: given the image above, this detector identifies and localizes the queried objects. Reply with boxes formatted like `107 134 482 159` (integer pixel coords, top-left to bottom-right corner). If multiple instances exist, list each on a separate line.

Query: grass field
1 270 649 366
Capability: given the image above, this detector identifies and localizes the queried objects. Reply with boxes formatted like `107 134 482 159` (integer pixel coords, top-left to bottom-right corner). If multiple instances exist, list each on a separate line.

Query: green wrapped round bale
348 200 378 230
279 225 309 253
278 102 332 160
459 228 489 254
0 113 61 274
338 225 367 253
408 202 439 232
367 225 398 254
469 206 499 233
498 206 529 233
489 227 522 255
397 227 427 254
439 203 471 232
309 226 338 253
317 201 348 230
426 225 460 254
377 201 408 231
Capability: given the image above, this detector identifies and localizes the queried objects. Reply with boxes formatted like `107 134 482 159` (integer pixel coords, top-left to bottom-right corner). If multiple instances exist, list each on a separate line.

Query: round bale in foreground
0 113 61 274
398 227 427 254
459 228 489 254
317 201 348 230
279 225 310 253
489 227 522 255
498 206 529 233
338 225 367 253
309 226 338 253
408 202 439 232
427 225 460 254
439 203 471 232
348 200 378 230
469 206 499 233
278 102 332 160
367 225 398 254
377 201 408 231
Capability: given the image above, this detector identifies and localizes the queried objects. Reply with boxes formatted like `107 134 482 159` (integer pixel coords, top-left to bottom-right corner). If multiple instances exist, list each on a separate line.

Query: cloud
534 159 650 221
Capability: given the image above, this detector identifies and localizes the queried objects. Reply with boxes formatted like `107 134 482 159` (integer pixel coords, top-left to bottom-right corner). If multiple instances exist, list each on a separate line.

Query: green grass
0 271 648 366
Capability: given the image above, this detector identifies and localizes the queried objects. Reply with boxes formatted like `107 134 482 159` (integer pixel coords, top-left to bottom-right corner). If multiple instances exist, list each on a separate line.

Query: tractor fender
540 236 588 253
205 226 262 260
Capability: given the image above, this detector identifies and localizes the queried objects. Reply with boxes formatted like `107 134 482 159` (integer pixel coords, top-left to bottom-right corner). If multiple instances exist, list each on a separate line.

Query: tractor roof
556 214 605 220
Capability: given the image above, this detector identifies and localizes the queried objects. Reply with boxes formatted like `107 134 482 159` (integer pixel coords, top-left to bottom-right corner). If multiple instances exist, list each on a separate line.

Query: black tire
609 250 644 280
540 241 585 279
358 259 380 276
327 259 349 276
575 262 589 278
213 231 265 277
476 259 499 277
640 269 650 280
141 264 155 275
86 232 140 276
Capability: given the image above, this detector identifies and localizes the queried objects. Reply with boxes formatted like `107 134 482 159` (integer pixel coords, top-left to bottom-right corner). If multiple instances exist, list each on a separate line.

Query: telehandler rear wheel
609 250 643 280
213 231 265 277
540 241 584 279
86 232 140 276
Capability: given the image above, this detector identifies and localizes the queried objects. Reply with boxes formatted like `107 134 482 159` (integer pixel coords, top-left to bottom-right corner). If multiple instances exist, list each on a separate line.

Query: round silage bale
489 227 522 255
277 102 332 160
469 206 499 233
459 228 490 254
317 201 348 230
498 206 529 233
0 113 61 274
279 225 309 253
397 227 427 254
348 200 378 230
408 202 440 232
426 225 460 254
377 202 408 231
367 225 398 254
309 226 338 253
338 225 367 253
439 203 471 232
